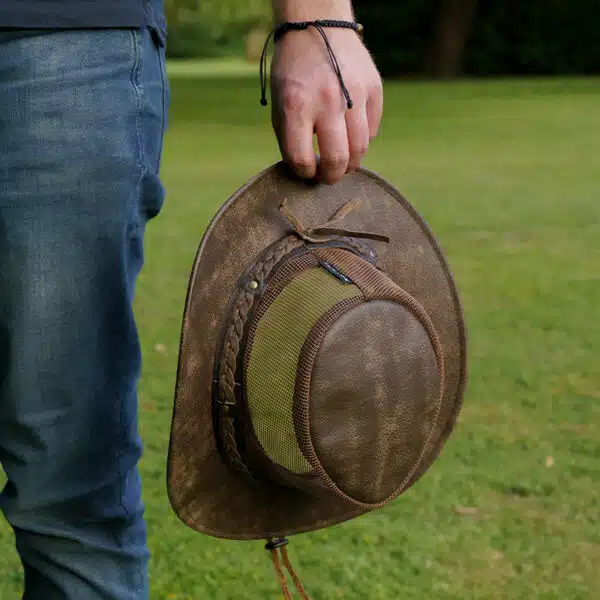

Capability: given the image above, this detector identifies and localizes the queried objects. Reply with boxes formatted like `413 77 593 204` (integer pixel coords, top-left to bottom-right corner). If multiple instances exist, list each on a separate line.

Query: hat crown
308 298 442 504
217 241 445 509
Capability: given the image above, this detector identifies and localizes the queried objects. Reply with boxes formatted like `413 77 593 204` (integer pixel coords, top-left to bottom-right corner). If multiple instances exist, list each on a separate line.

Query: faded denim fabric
0 26 169 600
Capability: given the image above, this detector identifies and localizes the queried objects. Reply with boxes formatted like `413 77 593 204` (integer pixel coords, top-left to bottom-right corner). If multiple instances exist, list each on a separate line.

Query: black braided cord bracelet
259 19 364 110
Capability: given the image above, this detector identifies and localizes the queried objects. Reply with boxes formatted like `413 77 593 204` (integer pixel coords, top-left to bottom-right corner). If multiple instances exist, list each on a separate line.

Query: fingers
314 112 349 184
273 76 383 184
273 87 317 179
345 102 370 173
366 81 384 140
270 28 384 185
316 79 383 182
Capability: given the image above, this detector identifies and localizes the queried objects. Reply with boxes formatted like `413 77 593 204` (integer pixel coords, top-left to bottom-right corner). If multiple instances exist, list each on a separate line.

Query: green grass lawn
0 66 599 599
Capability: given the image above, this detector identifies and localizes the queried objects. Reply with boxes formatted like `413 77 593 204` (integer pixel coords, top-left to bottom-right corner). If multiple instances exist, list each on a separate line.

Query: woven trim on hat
213 234 372 483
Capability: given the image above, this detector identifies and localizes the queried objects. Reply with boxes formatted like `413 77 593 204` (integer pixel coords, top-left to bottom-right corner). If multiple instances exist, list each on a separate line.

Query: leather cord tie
265 538 310 599
280 198 390 244
259 20 364 110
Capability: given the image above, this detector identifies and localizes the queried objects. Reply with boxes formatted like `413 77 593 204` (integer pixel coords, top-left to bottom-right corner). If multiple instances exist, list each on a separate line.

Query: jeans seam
129 30 148 598
155 44 167 174
130 29 146 235
120 29 143 527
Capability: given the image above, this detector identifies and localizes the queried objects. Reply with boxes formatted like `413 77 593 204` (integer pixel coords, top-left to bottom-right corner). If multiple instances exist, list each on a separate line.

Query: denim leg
0 27 168 600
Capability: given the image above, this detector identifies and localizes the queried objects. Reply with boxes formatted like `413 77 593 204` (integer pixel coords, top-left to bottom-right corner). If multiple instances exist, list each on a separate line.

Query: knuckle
281 87 308 116
368 77 383 98
352 142 369 157
350 130 370 157
320 84 342 109
321 153 349 175
290 155 314 172
324 153 349 168
347 143 368 172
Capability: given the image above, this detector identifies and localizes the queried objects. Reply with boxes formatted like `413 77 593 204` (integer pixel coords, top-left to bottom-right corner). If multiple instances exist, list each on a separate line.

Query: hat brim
167 162 467 541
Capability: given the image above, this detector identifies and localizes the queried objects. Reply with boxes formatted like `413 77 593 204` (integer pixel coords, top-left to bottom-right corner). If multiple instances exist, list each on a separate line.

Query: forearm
271 0 354 22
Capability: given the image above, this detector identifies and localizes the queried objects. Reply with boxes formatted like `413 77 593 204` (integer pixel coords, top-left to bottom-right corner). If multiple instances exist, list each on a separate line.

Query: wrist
272 1 354 24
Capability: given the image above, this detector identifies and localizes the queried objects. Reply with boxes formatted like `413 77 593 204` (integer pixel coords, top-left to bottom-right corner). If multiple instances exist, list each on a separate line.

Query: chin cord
259 19 364 110
266 538 311 599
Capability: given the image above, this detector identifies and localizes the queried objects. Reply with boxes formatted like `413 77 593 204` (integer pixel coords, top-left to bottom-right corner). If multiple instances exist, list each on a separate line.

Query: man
0 0 383 598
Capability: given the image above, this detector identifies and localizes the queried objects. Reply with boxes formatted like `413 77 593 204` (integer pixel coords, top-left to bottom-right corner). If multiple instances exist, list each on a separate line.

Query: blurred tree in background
164 0 600 77
465 0 600 76
355 0 600 77
423 0 479 77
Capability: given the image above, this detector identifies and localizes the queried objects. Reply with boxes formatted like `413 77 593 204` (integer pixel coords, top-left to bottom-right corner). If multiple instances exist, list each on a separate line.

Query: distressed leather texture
309 300 441 505
167 162 467 540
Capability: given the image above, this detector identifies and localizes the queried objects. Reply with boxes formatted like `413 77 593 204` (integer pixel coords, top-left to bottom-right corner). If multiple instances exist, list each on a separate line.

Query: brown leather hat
167 162 467 593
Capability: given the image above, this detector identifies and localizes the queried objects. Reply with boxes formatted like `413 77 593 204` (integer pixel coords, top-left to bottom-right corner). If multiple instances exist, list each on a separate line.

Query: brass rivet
249 280 259 290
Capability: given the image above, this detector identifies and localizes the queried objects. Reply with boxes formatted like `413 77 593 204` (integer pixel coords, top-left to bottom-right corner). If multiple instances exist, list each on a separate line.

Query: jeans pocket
152 27 170 173
134 27 169 226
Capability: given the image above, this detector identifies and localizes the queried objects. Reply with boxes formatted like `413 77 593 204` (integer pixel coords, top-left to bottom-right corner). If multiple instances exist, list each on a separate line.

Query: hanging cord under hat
269 543 292 600
266 538 311 599
259 19 364 110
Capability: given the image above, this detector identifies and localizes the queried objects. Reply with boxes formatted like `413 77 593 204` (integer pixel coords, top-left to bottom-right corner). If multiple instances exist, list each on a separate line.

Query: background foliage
164 0 600 77
465 0 600 76
164 0 272 59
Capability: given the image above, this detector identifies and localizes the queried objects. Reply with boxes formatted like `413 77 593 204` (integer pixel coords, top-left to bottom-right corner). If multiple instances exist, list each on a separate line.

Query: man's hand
270 2 383 185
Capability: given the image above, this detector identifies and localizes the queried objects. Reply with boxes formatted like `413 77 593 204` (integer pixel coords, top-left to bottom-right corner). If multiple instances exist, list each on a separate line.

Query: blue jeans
0 27 168 599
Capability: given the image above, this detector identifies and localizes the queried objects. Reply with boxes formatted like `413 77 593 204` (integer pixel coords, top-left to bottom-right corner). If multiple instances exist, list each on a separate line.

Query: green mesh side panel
245 267 362 473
